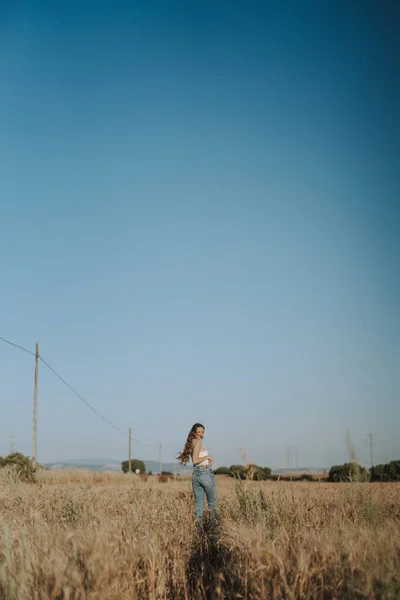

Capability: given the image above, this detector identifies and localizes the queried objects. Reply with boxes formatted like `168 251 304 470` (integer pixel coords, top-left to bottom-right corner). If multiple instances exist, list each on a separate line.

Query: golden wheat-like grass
0 468 399 599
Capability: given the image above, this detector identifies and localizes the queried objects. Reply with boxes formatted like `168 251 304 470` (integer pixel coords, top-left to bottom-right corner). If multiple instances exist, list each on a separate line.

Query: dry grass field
0 468 399 599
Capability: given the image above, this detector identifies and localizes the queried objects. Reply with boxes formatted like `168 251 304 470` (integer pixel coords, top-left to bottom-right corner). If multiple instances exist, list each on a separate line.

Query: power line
0 336 37 357
38 354 130 439
0 335 158 448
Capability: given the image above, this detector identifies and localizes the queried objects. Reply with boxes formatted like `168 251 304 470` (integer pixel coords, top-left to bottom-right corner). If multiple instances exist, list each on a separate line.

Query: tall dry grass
0 468 399 599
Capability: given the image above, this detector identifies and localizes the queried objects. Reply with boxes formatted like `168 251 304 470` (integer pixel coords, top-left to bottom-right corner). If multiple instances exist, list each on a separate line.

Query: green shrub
299 473 314 481
253 466 272 481
214 466 231 475
121 459 146 474
228 464 272 480
370 460 400 482
161 471 173 477
0 452 36 482
329 462 369 482
229 465 246 479
268 474 293 481
388 460 400 480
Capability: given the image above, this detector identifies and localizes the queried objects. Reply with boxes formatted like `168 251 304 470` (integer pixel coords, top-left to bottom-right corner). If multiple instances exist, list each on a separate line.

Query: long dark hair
177 423 205 465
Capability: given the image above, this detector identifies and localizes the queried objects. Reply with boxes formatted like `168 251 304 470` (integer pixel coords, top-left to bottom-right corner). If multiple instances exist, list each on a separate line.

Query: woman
177 423 217 523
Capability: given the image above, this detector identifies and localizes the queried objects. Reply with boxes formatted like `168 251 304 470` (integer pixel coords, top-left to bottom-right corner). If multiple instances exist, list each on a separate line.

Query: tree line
328 460 400 482
1 453 398 483
121 459 400 482
213 460 400 483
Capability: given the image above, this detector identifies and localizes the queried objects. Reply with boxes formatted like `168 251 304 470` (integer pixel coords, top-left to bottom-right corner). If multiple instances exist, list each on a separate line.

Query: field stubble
0 469 399 599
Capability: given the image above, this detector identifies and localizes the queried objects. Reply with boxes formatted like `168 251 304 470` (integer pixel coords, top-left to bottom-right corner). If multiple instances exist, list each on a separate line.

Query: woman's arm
191 439 213 465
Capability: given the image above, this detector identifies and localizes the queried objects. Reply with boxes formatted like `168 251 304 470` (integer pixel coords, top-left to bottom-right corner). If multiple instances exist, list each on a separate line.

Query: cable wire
0 336 37 357
0 335 159 447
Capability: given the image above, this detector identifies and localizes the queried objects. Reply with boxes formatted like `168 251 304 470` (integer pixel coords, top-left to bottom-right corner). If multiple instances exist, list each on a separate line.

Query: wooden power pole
368 433 375 468
128 427 132 473
285 445 292 470
33 343 39 466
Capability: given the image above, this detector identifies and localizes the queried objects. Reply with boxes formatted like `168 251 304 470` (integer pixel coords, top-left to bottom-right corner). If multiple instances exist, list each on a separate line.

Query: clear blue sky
1 1 399 469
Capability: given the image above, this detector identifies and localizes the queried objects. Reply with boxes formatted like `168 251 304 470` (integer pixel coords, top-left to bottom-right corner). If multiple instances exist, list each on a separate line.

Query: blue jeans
192 465 217 522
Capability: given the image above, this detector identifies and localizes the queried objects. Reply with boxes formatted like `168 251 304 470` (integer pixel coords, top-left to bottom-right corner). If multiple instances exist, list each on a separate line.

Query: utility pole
159 442 162 474
285 445 292 470
33 343 39 466
128 427 132 473
368 433 375 468
291 446 299 470
324 452 330 473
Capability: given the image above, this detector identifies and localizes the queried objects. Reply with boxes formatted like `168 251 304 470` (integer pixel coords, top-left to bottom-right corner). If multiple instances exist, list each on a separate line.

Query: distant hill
57 458 120 466
43 458 191 474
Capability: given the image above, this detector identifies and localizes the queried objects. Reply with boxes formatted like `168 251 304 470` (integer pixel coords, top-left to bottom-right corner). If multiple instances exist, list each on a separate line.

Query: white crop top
198 447 209 467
